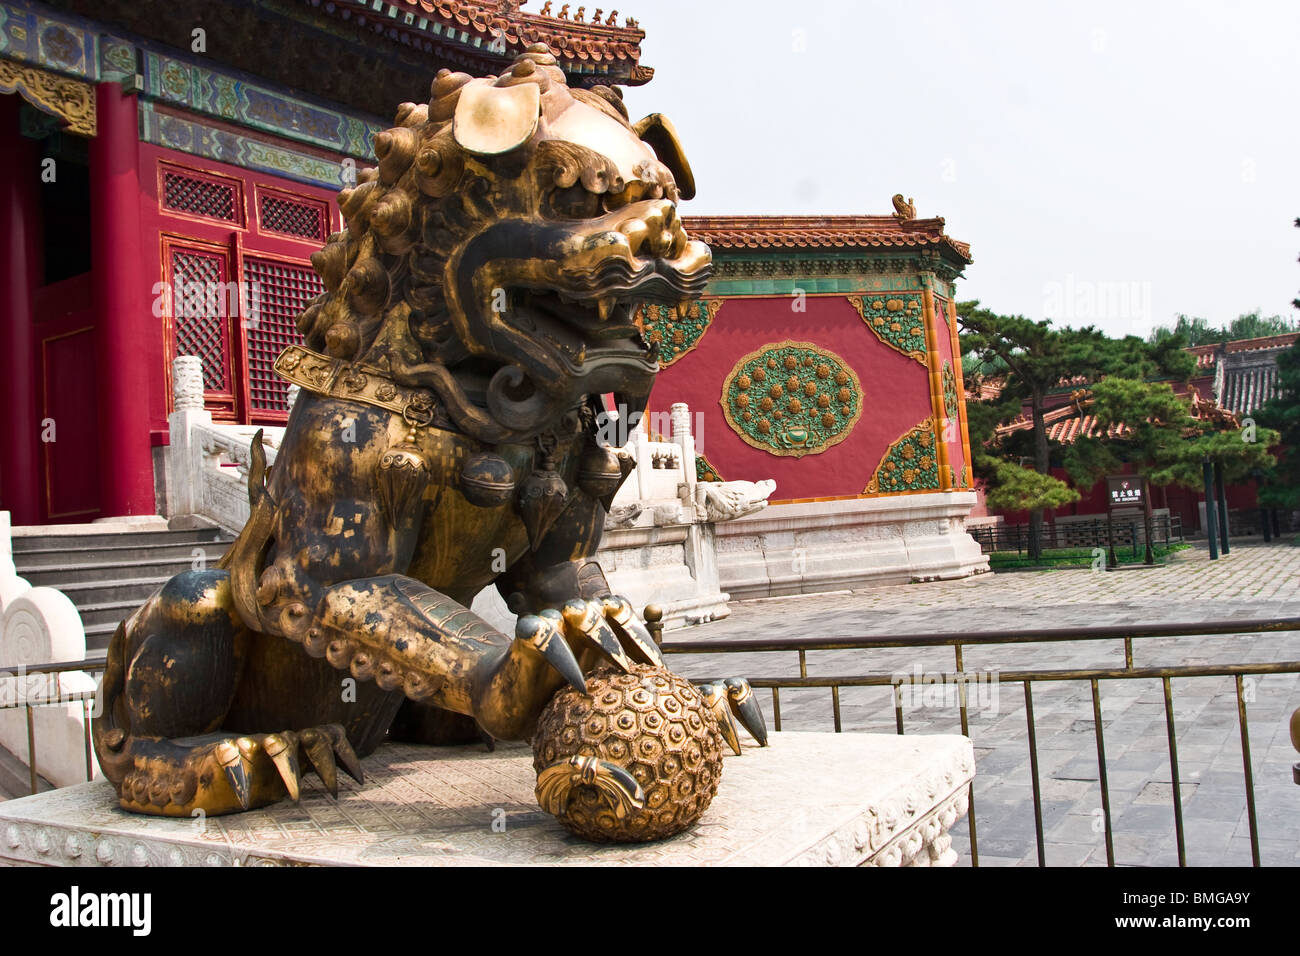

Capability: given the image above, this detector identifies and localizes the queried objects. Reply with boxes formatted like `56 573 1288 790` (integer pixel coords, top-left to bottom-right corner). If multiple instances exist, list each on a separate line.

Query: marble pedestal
0 732 973 867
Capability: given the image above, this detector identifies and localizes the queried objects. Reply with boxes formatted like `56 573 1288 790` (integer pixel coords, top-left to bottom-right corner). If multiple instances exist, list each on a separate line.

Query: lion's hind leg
93 569 275 816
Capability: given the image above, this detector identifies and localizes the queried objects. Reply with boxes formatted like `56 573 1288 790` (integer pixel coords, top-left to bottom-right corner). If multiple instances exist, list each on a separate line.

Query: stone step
51 575 169 609
74 597 149 629
9 526 230 554
18 554 226 587
83 621 122 652
13 539 232 568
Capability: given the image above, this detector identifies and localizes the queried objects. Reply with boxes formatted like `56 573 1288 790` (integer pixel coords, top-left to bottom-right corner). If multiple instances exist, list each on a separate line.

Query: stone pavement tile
1109 750 1174 773
1103 770 1160 793
1177 821 1237 863
1049 812 1109 845
1183 791 1252 822
1045 842 1100 867
1052 757 1102 781
1113 803 1180 834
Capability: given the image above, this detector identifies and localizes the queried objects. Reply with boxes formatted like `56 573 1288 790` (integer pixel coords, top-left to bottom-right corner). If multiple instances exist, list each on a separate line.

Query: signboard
1106 475 1146 510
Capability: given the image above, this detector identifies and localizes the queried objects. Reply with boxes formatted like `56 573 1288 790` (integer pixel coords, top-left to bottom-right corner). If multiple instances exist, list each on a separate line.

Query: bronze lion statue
92 45 767 821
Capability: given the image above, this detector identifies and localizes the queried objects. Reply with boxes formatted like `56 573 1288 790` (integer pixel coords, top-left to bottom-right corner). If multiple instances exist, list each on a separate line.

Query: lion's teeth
597 297 614 321
675 300 691 318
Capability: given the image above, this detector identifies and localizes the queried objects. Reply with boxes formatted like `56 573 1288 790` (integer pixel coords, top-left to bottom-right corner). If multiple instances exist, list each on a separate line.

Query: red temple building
0 0 652 525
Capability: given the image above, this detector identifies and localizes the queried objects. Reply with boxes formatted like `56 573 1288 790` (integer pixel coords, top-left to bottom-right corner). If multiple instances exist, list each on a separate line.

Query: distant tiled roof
309 0 652 84
682 215 973 263
995 386 1236 445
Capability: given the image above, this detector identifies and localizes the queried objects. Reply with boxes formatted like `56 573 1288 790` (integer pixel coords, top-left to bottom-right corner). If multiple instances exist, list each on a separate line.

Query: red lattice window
258 191 328 241
162 167 241 223
242 257 322 413
170 249 234 393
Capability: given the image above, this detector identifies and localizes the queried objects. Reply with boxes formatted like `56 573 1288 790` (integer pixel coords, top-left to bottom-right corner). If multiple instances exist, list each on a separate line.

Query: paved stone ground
663 539 1300 867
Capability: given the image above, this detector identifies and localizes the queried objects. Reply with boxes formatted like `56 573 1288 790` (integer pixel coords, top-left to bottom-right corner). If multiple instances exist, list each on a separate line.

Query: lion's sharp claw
299 728 339 797
215 740 253 809
517 613 587 694
724 677 769 746
320 723 364 785
562 599 635 673
263 732 302 802
600 595 664 666
698 683 743 756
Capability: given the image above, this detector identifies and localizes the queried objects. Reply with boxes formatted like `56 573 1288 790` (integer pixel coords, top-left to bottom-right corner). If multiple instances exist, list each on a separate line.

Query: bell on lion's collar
518 460 569 551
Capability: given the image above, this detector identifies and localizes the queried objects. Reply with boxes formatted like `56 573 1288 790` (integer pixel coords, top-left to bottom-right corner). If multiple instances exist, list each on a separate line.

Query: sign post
1106 475 1153 567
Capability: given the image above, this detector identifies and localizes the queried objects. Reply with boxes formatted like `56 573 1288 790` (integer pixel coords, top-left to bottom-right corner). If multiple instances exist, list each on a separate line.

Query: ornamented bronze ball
458 452 515 507
532 664 725 843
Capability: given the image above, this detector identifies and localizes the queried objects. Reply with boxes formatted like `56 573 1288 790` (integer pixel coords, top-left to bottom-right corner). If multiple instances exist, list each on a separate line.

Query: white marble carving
694 479 776 523
715 493 990 599
0 512 99 788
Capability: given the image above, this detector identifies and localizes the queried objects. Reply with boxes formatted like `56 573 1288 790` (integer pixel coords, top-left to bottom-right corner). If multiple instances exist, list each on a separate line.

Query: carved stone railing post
631 413 652 500
670 402 696 493
166 355 212 518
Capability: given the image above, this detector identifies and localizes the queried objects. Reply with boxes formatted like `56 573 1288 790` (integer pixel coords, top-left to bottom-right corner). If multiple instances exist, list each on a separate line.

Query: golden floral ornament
865 418 943 494
634 299 724 367
848 292 927 364
721 341 862 458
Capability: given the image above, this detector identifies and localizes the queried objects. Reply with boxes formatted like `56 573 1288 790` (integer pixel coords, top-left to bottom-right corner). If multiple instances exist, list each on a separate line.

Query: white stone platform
0 732 973 867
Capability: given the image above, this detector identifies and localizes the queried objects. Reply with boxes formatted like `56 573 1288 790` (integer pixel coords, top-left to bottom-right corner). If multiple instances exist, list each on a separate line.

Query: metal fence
660 617 1300 867
0 656 104 796
969 514 1184 555
6 623 1298 868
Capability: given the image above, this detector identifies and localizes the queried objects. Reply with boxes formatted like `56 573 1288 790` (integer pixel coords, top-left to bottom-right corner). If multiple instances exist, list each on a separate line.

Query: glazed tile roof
307 0 652 83
682 215 973 263
1186 332 1297 369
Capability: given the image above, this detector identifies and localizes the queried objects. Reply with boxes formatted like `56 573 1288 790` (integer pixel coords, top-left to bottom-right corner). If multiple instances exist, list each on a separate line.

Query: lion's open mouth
505 253 710 370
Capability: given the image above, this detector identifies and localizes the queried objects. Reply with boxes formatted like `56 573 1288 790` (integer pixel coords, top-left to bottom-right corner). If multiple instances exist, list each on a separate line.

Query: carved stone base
716 492 990 599
0 732 973 867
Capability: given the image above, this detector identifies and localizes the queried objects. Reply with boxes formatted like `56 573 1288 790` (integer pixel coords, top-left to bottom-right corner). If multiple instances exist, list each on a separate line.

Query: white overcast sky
618 0 1300 338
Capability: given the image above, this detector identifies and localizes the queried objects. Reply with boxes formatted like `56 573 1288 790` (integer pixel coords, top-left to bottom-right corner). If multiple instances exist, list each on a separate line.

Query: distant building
987 333 1299 534
1187 333 1299 416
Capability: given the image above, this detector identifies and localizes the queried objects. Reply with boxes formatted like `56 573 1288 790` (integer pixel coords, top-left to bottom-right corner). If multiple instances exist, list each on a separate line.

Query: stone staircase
10 525 236 656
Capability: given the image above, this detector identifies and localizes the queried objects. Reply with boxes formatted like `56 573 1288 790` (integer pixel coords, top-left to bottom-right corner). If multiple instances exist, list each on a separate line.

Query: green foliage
959 302 1191 411
1255 336 1300 509
1063 378 1196 488
1148 311 1297 346
988 543 1189 570
982 461 1080 513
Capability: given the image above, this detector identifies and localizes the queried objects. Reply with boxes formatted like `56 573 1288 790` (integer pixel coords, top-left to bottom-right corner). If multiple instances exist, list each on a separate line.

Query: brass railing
0 656 105 796
660 617 1300 867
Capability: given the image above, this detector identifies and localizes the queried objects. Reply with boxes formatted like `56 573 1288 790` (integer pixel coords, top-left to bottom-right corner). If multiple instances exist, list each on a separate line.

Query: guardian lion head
299 43 711 443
